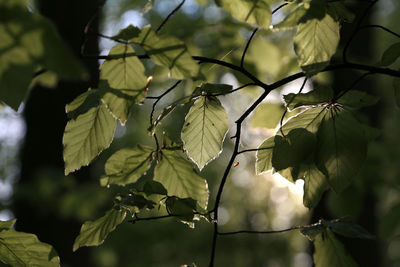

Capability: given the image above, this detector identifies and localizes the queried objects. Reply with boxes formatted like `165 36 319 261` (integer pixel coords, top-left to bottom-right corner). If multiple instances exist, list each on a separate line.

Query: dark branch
272 3 288 15
237 146 274 155
209 83 257 97
241 28 258 69
155 0 186 33
218 226 302 236
334 72 375 100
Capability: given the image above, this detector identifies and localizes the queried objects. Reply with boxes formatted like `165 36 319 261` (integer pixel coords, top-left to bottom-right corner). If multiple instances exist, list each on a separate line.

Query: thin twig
218 225 303 235
209 83 257 97
155 0 186 33
81 0 107 55
237 146 274 155
241 28 258 69
272 3 289 15
334 72 375 100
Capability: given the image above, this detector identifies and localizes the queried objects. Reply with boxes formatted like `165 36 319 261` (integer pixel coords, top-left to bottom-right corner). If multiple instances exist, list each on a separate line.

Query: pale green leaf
250 103 285 129
132 26 199 79
181 96 229 170
63 104 116 175
102 145 154 186
216 0 271 28
279 106 327 135
0 228 59 266
381 42 400 66
284 86 333 110
0 219 16 230
256 136 274 175
313 229 358 267
316 109 367 193
301 164 328 209
100 44 148 125
73 208 126 251
154 149 209 209
294 14 340 75
65 89 102 119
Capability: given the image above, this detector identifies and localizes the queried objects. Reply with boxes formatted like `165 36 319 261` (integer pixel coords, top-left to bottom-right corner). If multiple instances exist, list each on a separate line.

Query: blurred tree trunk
311 2 381 266
12 0 100 266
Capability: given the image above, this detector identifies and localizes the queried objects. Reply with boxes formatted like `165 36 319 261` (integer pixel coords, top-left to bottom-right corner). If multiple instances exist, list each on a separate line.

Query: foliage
1 0 400 266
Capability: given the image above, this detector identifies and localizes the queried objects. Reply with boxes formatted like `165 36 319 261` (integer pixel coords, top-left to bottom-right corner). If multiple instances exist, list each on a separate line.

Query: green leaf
316 109 367 193
99 44 148 125
154 149 209 209
118 194 156 214
73 208 126 251
111 25 140 41
148 103 178 135
280 106 327 135
323 221 374 239
337 90 379 109
0 219 16 230
102 145 154 186
272 128 316 171
181 96 229 170
394 77 400 107
327 2 355 22
256 136 274 175
381 42 400 66
143 180 168 196
192 83 233 96
294 14 340 75
0 228 60 266
66 89 102 119
273 4 308 30
250 103 285 129
301 164 328 209
63 104 116 175
284 86 333 110
313 229 358 267
132 26 199 79
300 222 325 241
216 0 271 28
166 197 197 222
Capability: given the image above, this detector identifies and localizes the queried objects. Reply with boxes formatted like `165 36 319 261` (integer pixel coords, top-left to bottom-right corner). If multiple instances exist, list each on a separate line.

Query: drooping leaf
323 220 374 239
111 25 140 41
63 104 116 175
313 229 358 267
250 103 285 129
216 0 272 28
102 145 154 186
181 96 229 170
154 149 209 209
272 128 316 171
256 136 275 175
166 197 198 222
294 13 340 75
73 208 126 251
381 42 400 66
337 90 379 109
131 26 199 79
283 86 333 110
316 108 367 193
65 89 102 119
301 164 328 209
99 44 148 125
0 227 60 266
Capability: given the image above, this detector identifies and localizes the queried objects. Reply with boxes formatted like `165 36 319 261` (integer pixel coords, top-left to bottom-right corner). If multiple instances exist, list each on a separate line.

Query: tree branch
218 226 302 236
155 0 186 33
241 28 258 69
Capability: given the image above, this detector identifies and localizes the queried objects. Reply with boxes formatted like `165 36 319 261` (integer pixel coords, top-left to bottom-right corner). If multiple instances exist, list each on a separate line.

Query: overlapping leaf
73 208 126 251
256 136 274 175
284 86 333 110
154 149 209 209
102 145 154 186
63 104 116 175
181 96 229 170
100 44 148 125
302 164 328 209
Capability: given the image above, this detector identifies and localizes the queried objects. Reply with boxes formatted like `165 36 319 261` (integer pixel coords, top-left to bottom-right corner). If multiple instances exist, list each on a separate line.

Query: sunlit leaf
102 145 154 186
284 86 333 110
273 4 307 30
73 208 126 251
0 219 16 230
313 229 358 267
294 13 340 75
256 136 274 175
63 104 116 175
100 44 148 125
216 0 271 28
65 89 102 119
301 164 328 209
154 149 209 209
280 106 327 135
381 42 400 66
181 96 229 170
0 227 60 266
316 108 367 193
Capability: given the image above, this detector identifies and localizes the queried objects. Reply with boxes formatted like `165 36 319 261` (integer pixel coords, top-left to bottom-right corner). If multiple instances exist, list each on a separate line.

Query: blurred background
1 0 400 266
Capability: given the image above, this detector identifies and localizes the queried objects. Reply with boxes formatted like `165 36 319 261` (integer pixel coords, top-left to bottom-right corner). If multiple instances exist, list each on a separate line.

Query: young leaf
316 109 367 193
154 149 209 209
102 145 154 186
99 44 148 125
294 14 340 75
313 229 358 267
216 0 272 28
181 96 229 170
301 164 328 209
131 26 199 79
63 104 116 175
73 208 126 251
0 228 60 266
256 136 275 175
381 42 400 66
283 86 333 110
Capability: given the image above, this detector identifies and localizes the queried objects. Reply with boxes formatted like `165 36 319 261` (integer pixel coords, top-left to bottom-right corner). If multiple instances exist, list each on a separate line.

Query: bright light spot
203 5 223 24
217 207 230 225
0 180 12 201
268 79 312 103
220 73 238 88
293 253 313 267
0 210 14 222
250 212 267 230
156 0 178 16
272 215 291 229
270 186 288 204
121 10 147 28
231 169 251 187
0 106 26 145
182 0 201 17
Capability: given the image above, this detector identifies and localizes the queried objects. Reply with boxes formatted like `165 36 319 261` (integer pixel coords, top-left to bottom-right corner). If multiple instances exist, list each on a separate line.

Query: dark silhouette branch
155 0 186 33
241 28 258 69
272 3 289 15
218 226 303 236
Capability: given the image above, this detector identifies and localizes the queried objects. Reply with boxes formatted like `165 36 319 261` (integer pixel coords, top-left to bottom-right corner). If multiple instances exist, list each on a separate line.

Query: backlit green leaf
337 90 379 109
181 96 229 170
100 44 148 125
216 0 271 28
301 164 328 209
102 145 154 186
166 197 197 222
0 219 16 230
65 89 102 119
111 25 140 41
294 14 340 75
313 229 358 267
273 4 307 30
63 104 116 175
192 83 233 96
154 149 209 209
73 208 126 251
0 227 60 266
381 42 400 66
256 136 274 175
251 103 285 129
284 86 333 110
279 106 327 135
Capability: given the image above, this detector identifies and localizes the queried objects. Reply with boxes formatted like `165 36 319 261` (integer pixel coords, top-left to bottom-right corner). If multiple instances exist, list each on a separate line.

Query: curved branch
241 28 258 69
